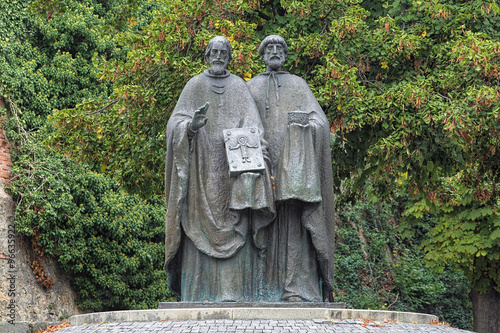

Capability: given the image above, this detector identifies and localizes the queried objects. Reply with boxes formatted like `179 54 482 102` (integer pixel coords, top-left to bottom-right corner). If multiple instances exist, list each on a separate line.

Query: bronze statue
164 36 275 302
247 35 335 302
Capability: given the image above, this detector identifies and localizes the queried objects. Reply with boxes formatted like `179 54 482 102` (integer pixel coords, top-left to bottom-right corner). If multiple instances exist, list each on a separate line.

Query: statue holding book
247 35 336 302
164 36 275 302
164 35 334 303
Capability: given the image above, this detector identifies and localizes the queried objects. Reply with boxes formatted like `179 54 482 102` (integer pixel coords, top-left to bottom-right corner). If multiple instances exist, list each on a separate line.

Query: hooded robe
247 72 335 302
164 69 275 301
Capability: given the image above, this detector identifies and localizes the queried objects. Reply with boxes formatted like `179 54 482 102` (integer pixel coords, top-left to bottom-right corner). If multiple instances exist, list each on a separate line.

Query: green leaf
426 160 434 172
491 229 500 240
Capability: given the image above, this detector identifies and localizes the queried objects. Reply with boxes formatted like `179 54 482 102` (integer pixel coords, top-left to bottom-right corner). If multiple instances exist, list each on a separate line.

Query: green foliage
7 127 175 310
47 0 264 196
3 0 498 322
1 0 173 310
0 0 162 130
403 182 500 294
334 196 472 329
392 252 446 311
1 0 109 131
316 0 500 300
1 0 175 312
432 268 473 330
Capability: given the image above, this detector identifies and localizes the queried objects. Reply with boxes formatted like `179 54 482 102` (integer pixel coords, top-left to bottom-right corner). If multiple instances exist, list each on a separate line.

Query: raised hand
190 102 209 132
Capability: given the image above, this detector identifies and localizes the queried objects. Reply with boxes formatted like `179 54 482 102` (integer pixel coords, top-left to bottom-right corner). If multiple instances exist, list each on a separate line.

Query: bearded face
208 41 230 75
262 43 286 72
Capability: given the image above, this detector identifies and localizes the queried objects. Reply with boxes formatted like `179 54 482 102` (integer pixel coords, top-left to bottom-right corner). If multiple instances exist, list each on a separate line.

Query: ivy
334 194 472 329
7 126 175 310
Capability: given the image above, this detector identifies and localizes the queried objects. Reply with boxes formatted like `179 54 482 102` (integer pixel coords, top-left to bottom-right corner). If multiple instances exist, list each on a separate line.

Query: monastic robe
164 69 275 301
247 72 335 302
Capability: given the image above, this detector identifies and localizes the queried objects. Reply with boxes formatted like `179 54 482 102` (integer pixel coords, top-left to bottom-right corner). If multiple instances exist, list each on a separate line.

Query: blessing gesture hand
190 102 210 132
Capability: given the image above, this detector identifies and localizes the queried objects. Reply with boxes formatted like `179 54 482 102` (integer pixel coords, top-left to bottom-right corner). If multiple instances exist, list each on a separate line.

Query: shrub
8 131 175 310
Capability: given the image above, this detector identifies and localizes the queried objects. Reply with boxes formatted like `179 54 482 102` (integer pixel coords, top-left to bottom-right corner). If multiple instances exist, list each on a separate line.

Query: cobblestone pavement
57 319 473 333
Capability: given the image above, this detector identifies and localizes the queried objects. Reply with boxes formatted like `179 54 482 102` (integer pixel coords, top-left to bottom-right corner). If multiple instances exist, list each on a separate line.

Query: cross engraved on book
229 136 258 163
223 127 265 177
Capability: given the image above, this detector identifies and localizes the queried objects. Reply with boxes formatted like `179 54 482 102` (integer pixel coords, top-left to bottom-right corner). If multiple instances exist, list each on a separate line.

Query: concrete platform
68 308 438 326
8 306 472 333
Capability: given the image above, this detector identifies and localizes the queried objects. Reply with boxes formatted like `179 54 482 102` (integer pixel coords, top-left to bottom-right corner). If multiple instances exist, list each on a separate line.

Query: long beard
211 63 226 75
267 58 285 71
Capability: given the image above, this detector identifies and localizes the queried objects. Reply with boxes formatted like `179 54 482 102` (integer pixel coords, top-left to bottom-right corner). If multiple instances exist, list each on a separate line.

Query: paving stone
54 319 475 333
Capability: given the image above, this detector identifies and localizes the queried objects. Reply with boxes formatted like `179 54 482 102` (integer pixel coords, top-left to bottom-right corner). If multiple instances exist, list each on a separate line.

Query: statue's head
205 36 232 75
258 35 288 72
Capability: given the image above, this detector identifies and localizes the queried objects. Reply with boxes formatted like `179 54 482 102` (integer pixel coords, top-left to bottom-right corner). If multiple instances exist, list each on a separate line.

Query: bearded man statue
164 36 275 302
247 35 336 302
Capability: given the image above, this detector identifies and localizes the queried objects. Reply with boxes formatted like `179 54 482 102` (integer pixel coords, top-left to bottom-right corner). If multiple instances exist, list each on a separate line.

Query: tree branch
8 96 31 144
388 292 399 310
256 10 272 21
435 92 452 102
84 98 120 115
145 68 161 83
320 7 336 34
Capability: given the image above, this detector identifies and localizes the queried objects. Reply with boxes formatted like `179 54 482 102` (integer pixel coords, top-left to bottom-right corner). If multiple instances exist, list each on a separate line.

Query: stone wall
0 131 11 181
0 99 11 181
0 105 82 326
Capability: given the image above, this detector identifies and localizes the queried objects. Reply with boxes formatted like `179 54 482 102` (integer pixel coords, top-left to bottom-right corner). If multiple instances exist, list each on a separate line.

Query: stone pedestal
158 302 346 309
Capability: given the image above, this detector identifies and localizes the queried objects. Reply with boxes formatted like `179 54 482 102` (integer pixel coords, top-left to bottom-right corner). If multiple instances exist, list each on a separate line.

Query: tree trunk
470 284 500 333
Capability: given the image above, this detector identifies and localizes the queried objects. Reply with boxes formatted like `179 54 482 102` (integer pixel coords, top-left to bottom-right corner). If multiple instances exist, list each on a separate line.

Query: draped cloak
164 69 275 301
247 72 335 301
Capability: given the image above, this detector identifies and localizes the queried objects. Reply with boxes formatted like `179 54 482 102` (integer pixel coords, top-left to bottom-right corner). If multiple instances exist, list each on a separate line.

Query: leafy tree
1 0 162 128
1 0 173 311
322 2 500 331
47 0 264 196
1 0 113 131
